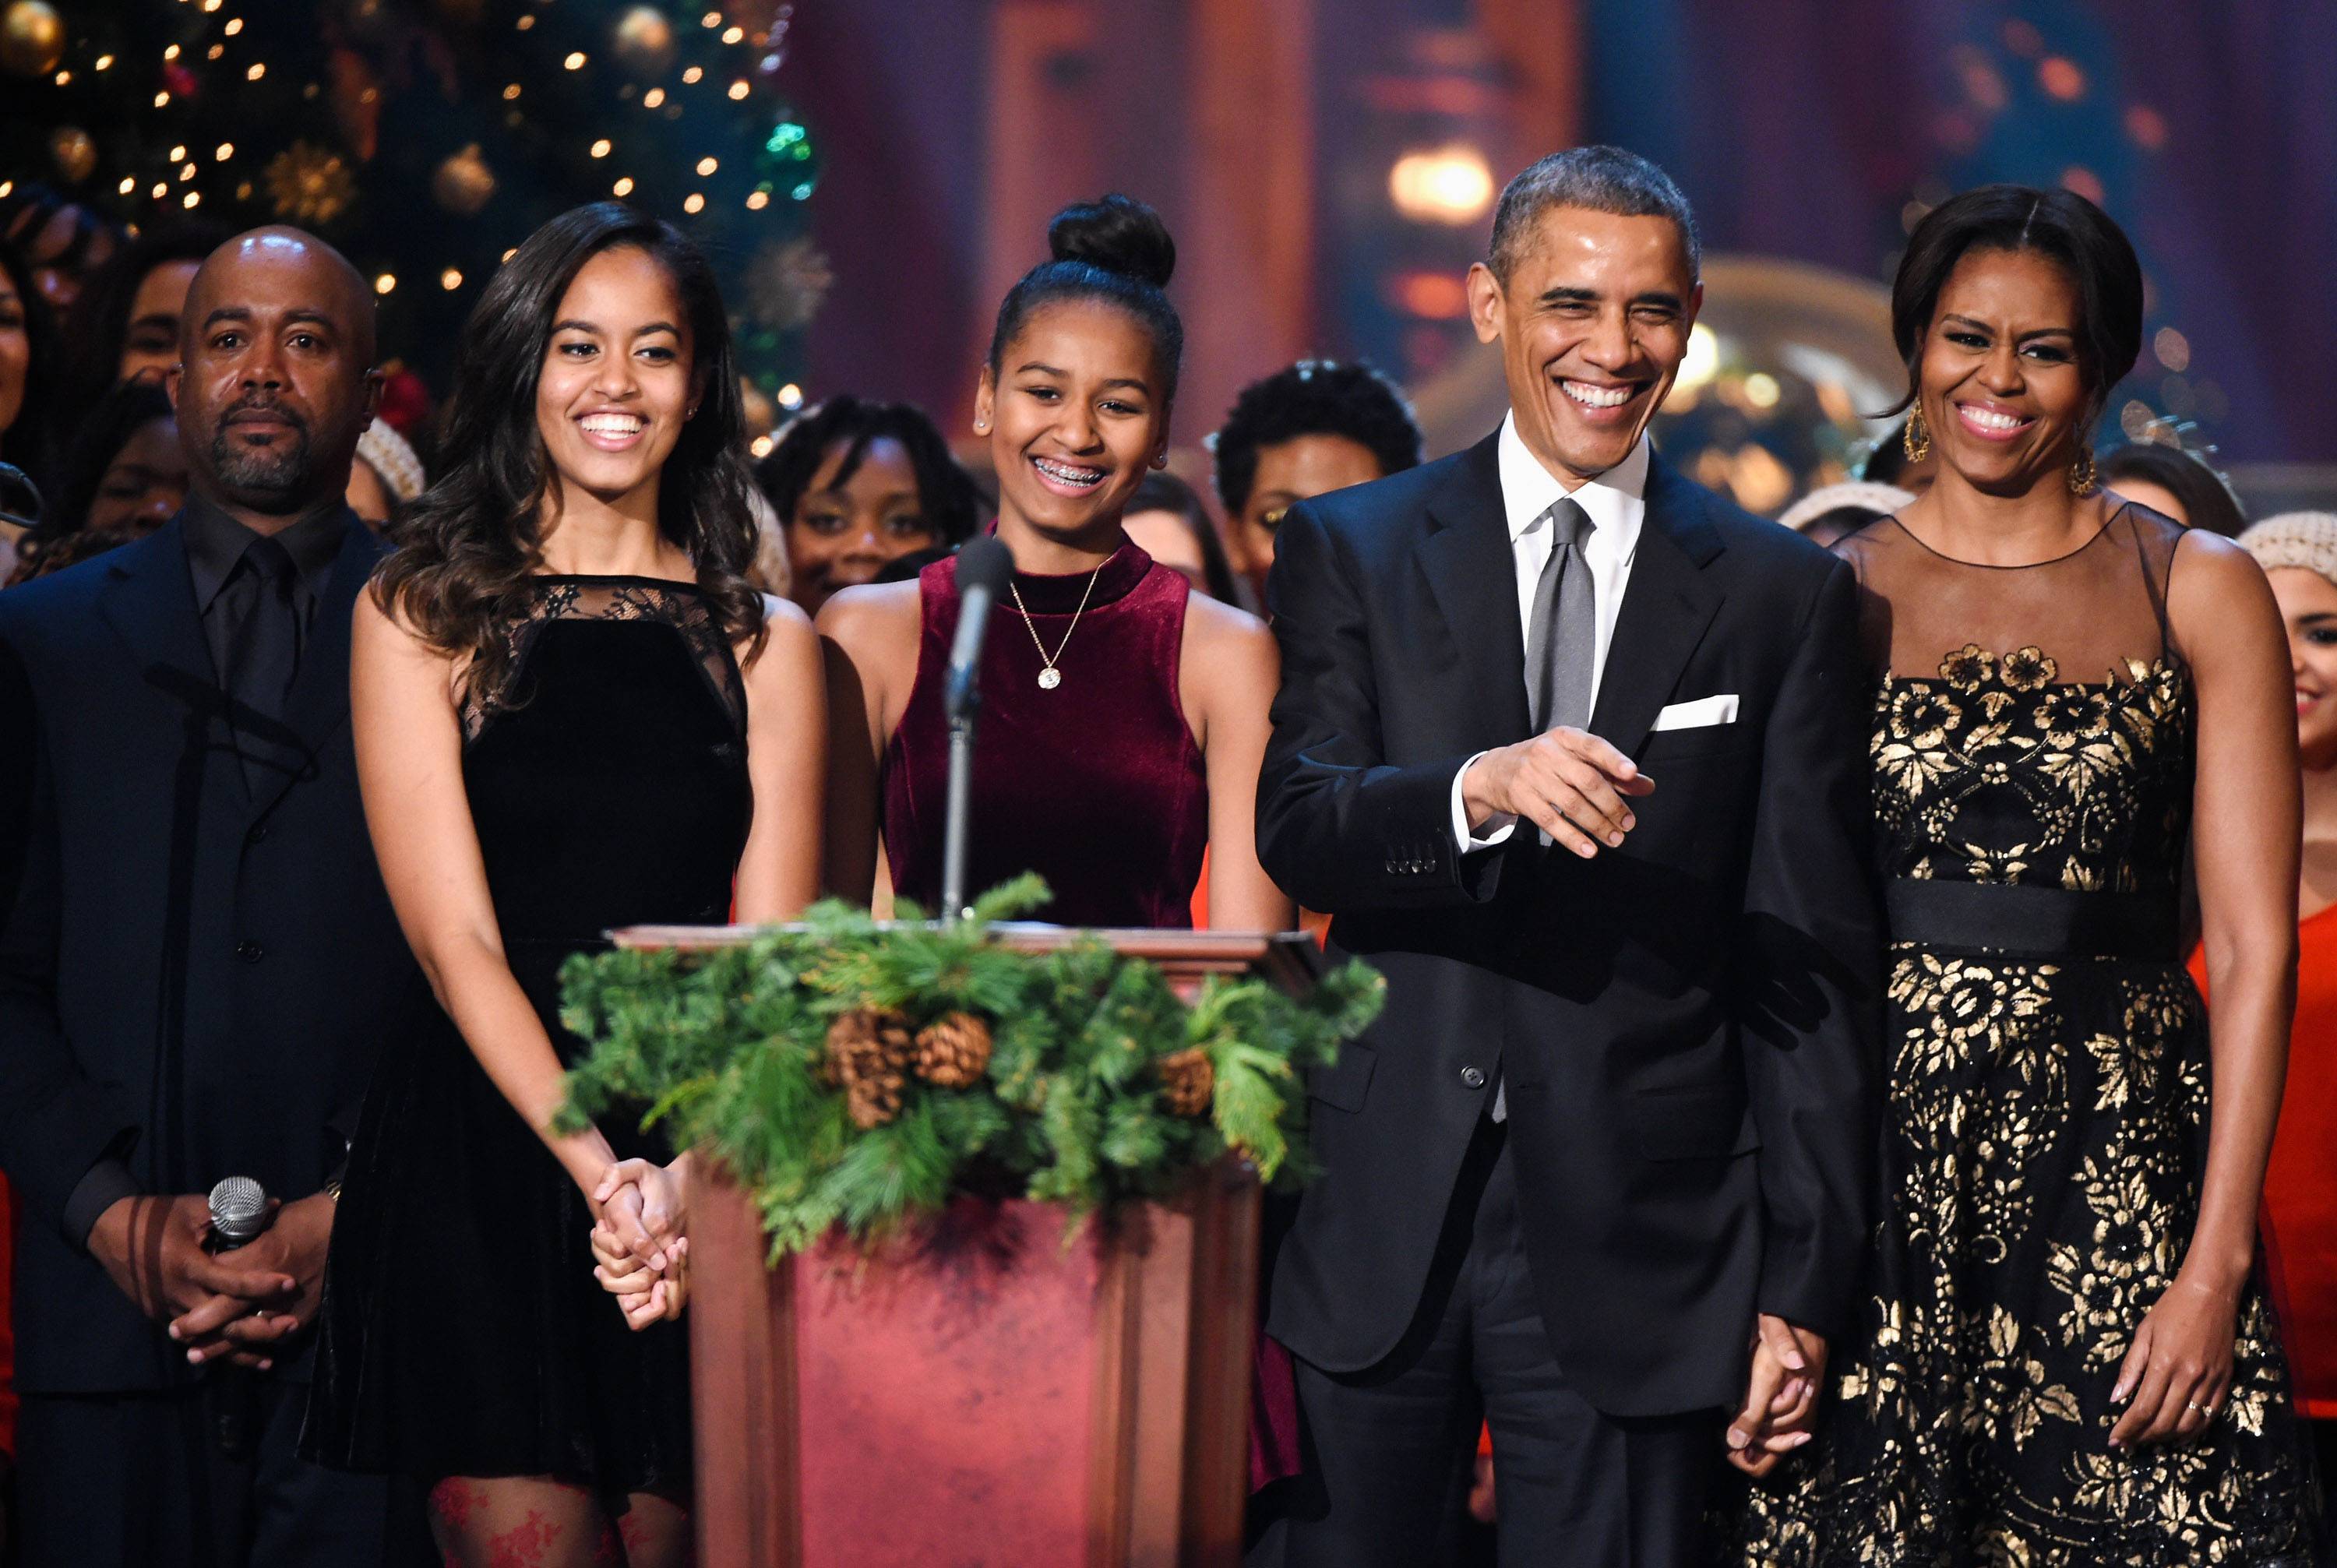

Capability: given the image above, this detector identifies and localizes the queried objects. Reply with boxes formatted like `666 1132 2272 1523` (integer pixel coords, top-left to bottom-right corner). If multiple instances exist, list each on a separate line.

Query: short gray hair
1489 146 1701 284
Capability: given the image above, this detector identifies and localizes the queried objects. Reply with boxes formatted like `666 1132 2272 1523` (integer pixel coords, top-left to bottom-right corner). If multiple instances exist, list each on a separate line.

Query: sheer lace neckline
463 576 742 741
1882 502 2131 572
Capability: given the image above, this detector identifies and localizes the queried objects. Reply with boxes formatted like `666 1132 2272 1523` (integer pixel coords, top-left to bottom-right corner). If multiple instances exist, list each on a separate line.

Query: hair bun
1047 193 1176 289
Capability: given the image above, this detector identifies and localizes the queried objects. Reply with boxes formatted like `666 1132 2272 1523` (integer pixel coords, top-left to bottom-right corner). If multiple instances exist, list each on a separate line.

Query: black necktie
220 535 300 791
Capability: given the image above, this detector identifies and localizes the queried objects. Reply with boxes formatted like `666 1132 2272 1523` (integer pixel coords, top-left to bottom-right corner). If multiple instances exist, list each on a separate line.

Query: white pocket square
1651 694 1739 731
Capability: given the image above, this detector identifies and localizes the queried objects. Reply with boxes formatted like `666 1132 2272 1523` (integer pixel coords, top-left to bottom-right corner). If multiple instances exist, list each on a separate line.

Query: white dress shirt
1448 416 1649 849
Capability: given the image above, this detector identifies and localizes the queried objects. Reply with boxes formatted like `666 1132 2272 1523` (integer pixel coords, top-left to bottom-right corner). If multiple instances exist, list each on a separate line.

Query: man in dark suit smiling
0 227 411 1566
1251 147 1884 1564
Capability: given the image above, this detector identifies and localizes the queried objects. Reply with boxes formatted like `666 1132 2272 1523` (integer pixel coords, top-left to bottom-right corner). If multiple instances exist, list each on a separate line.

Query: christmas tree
0 0 827 430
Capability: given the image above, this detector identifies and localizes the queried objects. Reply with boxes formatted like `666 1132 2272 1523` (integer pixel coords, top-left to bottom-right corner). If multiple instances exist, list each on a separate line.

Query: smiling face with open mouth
1467 206 1700 488
1915 248 2091 498
534 245 697 513
977 298 1167 553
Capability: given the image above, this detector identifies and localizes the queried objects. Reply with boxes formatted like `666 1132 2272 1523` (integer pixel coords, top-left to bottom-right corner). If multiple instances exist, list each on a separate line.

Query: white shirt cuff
1451 752 1517 851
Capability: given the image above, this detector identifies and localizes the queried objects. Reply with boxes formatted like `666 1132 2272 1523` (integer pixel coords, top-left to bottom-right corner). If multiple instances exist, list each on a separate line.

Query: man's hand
1725 1314 1828 1478
1460 728 1654 858
161 1193 338 1369
86 1193 298 1365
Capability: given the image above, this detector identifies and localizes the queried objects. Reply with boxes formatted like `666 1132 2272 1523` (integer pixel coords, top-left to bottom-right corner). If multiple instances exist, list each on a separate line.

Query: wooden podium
608 924 1322 1568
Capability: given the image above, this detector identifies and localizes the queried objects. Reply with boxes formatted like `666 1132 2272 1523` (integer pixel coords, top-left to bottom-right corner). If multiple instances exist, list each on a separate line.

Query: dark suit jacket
0 511 416 1395
1257 434 1882 1418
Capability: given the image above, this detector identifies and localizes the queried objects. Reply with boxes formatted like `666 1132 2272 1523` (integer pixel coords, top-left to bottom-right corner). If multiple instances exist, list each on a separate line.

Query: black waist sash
1884 878 2180 962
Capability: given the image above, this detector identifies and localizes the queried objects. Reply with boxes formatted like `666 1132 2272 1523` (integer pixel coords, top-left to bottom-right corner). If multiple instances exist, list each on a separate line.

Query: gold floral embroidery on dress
1717 644 2323 1566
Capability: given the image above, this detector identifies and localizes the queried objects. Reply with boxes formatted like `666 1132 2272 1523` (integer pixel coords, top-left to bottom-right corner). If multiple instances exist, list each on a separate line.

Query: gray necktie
1496 497 1595 1124
1525 497 1597 733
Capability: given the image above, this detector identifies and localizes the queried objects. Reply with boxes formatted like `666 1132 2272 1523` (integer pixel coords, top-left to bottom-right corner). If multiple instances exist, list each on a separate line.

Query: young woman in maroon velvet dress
815 194 1302 1490
816 194 1289 936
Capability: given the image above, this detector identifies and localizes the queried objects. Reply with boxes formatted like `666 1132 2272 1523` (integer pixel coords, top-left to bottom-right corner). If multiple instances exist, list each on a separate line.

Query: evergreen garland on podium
556 876 1387 1260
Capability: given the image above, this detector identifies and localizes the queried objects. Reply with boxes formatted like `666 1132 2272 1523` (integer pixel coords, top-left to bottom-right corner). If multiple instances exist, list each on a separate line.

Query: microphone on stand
0 461 42 531
941 536 1013 922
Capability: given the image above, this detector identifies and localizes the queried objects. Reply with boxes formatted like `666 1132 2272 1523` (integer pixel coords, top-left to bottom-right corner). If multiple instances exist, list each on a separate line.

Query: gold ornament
2069 444 2098 495
912 1013 993 1089
263 141 356 227
610 4 678 77
0 1 65 79
743 237 834 331
431 143 496 217
46 125 96 185
1158 1048 1215 1119
1902 406 1932 463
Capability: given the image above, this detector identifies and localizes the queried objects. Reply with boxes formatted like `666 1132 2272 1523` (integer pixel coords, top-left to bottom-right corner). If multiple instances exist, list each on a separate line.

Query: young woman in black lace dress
1722 188 2321 1563
302 205 823 1566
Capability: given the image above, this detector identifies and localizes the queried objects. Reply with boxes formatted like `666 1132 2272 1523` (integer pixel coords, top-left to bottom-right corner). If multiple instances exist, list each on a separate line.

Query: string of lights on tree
0 0 832 436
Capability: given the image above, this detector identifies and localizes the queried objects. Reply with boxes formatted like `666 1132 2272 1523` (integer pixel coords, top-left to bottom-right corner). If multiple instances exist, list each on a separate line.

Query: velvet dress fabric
302 579 750 1495
882 541 1207 927
879 539 1306 1489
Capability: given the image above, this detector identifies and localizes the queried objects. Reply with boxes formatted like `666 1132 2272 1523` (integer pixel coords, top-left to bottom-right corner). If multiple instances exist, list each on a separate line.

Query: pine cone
913 1012 993 1087
826 1006 914 1089
846 1071 905 1129
1158 1047 1215 1118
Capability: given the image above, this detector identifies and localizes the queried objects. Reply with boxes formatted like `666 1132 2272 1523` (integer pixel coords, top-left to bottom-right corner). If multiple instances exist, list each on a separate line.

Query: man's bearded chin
210 427 316 508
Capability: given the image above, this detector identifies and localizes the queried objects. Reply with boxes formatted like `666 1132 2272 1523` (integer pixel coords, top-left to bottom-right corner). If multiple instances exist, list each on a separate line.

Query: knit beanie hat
2239 512 2337 588
1778 481 1916 535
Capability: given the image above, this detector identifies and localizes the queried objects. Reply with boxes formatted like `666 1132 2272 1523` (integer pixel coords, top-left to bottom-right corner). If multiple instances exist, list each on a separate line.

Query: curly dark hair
0 236 67 495
373 203 763 702
988 193 1183 403
1210 359 1422 517
754 394 978 544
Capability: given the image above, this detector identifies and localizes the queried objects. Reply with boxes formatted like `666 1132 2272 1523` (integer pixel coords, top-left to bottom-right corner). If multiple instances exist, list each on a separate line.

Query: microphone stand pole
941 686 976 923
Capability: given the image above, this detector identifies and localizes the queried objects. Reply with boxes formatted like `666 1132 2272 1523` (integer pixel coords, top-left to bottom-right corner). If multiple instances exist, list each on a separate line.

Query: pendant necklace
1009 559 1106 690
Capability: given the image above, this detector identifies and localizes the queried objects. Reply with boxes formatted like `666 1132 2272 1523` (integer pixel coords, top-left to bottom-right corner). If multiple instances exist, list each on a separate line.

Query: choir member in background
344 416 424 532
3 380 187 584
2203 511 2337 1535
755 393 979 615
302 203 823 1568
57 220 230 421
1210 358 1422 605
1123 466 1243 603
2103 435 2249 537
0 239 64 580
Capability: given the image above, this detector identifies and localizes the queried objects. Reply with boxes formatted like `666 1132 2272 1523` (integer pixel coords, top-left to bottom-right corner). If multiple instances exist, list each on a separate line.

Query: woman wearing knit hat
2193 510 2337 1530
344 415 424 530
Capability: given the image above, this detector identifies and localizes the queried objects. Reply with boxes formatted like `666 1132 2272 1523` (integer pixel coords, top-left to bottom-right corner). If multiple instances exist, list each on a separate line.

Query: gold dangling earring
2068 444 2097 495
1903 406 1931 463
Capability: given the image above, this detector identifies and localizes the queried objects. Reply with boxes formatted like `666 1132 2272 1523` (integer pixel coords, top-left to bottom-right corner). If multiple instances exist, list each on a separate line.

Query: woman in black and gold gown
1722 188 2321 1563
303 206 823 1567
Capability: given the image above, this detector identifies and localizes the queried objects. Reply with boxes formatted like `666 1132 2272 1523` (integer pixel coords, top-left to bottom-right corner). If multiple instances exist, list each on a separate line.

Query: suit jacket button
1460 1066 1486 1089
236 940 265 964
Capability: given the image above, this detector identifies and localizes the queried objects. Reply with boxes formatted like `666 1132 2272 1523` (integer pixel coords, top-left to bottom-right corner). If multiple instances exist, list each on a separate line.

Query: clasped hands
88 1190 334 1369
587 1150 693 1330
1461 727 1654 859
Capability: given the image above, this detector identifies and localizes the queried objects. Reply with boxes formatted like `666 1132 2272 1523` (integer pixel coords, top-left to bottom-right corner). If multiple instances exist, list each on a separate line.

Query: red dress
2192 907 2337 1415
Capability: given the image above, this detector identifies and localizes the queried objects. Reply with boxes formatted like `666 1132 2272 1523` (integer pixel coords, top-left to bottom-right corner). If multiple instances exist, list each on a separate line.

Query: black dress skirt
302 578 751 1493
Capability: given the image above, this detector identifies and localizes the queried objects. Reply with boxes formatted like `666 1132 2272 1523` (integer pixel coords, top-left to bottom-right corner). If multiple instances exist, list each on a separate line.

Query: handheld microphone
941 536 1013 919
206 1175 273 1250
944 535 1013 724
